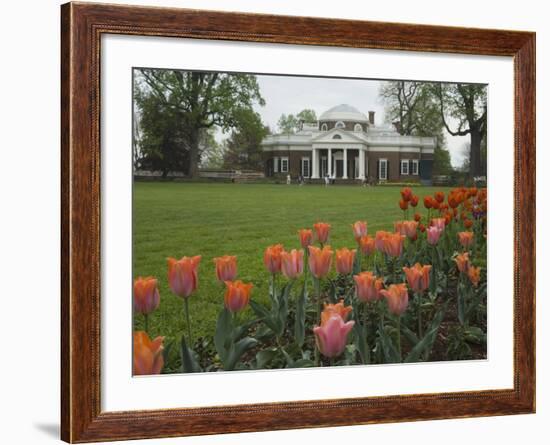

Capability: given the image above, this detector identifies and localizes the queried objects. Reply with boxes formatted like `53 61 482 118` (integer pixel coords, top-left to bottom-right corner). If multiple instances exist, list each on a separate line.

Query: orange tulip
382 232 405 258
313 222 331 244
403 263 432 293
375 231 392 252
213 255 237 282
335 248 356 275
298 229 313 249
399 199 409 211
133 276 160 315
224 280 253 312
434 191 445 203
455 252 470 273
308 245 333 279
401 187 413 202
354 271 384 302
464 219 473 229
431 218 446 231
402 220 419 240
358 235 376 256
281 249 304 279
380 283 409 316
264 244 284 274
414 212 422 222
167 256 201 298
133 331 164 376
351 221 368 241
467 265 481 287
410 195 419 207
458 231 474 248
321 300 353 325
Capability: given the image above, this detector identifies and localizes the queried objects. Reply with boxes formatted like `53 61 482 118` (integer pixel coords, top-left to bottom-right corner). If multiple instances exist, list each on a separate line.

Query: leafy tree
435 83 487 178
297 109 317 123
134 69 264 178
277 109 318 134
223 108 269 170
199 129 225 169
380 81 453 175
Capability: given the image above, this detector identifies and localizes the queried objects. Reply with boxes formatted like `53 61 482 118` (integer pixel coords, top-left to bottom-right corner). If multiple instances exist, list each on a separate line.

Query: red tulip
313 222 331 244
335 248 356 275
399 199 409 211
213 255 237 282
414 212 422 222
167 256 201 298
354 271 384 302
403 263 432 293
133 276 160 315
401 187 413 202
264 244 284 274
224 280 253 312
281 249 304 279
133 331 164 376
434 191 445 203
380 283 409 316
410 195 419 207
424 196 433 209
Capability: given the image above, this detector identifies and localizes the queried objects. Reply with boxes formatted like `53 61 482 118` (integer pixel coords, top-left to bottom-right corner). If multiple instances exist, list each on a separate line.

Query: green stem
144 313 149 335
397 315 402 362
184 298 192 346
417 292 423 339
314 277 322 367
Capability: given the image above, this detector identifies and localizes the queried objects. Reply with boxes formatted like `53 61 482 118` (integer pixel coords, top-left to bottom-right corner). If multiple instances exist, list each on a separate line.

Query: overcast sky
249 74 470 168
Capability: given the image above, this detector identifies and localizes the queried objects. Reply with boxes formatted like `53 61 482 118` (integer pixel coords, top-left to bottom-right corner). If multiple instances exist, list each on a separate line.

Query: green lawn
133 182 451 341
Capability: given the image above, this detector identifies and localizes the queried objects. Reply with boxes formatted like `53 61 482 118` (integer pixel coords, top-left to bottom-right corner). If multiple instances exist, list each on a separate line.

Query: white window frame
321 123 328 131
354 123 363 132
400 159 409 175
379 158 388 181
411 159 419 175
273 156 279 173
335 121 345 129
301 157 311 178
280 157 289 173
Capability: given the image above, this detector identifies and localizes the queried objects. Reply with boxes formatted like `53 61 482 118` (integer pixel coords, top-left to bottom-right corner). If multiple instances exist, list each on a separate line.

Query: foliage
277 109 318 134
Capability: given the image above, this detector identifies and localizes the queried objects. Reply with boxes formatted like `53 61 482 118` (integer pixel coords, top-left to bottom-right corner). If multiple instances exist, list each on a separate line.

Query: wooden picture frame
61 2 535 442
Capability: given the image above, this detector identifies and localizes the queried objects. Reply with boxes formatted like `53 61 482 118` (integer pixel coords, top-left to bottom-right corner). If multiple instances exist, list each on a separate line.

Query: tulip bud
224 280 253 312
467 265 481 287
213 255 237 282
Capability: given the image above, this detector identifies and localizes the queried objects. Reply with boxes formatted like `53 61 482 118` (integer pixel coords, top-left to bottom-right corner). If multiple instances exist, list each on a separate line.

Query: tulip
375 231 391 252
399 199 408 211
467 265 481 287
434 191 445 203
458 231 474 248
351 221 368 241
403 263 432 293
380 283 409 316
401 187 413 202
419 223 426 233
213 255 237 282
410 195 419 207
402 220 419 240
133 276 160 315
354 271 384 302
464 219 474 229
313 314 355 359
382 232 405 258
133 331 164 376
313 222 331 244
298 229 313 249
414 212 422 222
358 235 375 256
335 247 356 275
224 280 254 312
321 300 353 325
264 244 284 274
281 249 304 279
423 196 433 209
427 226 442 245
308 245 333 279
455 252 470 273
167 256 201 298
431 218 446 231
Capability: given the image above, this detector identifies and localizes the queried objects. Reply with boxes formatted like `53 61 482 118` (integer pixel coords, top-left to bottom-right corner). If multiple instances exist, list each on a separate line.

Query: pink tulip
167 256 201 298
431 218 446 231
351 221 368 241
426 226 443 245
281 249 304 279
313 314 355 358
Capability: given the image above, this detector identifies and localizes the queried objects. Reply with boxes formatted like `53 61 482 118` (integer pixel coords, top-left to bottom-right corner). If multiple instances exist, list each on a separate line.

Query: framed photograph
61 2 535 442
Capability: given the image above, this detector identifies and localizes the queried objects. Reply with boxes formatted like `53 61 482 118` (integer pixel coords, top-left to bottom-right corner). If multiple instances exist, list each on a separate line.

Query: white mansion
261 104 436 183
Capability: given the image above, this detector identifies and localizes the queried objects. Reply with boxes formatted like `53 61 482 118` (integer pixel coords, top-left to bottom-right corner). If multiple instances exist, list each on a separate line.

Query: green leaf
255 348 278 368
400 323 420 346
275 281 294 337
233 318 260 342
353 251 362 275
405 305 445 363
250 300 279 333
378 321 400 363
294 281 308 346
225 337 258 371
180 335 202 373
214 308 233 362
353 321 370 364
457 283 465 325
292 359 314 368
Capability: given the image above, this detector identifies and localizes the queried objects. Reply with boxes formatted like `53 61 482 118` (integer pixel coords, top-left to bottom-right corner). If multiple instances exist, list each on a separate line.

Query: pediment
311 128 366 144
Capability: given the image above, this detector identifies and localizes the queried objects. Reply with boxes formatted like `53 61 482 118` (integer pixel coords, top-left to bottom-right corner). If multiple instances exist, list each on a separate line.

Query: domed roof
319 104 368 123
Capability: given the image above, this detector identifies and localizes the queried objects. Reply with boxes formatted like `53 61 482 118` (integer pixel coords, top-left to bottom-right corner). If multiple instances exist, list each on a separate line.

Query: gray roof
319 104 369 123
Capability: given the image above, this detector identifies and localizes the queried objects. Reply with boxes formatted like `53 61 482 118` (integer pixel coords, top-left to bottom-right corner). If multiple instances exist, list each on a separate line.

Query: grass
133 182 452 341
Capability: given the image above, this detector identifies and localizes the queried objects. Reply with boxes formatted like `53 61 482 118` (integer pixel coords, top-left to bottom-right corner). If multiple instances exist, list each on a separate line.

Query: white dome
319 104 368 123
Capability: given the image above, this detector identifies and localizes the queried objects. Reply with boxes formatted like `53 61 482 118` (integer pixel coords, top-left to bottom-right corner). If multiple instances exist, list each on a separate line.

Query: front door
335 160 344 178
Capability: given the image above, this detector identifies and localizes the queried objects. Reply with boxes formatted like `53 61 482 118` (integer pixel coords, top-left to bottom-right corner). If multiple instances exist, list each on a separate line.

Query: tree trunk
469 130 482 179
187 127 200 179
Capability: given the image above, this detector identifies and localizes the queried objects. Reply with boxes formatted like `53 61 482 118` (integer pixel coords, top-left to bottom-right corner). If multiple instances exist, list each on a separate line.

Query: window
301 157 310 177
273 156 279 173
411 159 419 175
321 123 328 131
401 159 409 175
335 121 345 129
354 123 363 132
354 156 360 178
281 157 289 173
332 134 342 140
379 159 388 180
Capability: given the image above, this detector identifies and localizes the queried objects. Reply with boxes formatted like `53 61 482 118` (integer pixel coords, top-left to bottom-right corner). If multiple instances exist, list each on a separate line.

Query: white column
328 148 332 178
311 149 319 178
343 149 348 179
359 149 365 179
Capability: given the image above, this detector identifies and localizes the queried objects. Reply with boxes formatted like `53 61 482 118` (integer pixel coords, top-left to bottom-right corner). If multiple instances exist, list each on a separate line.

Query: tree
223 108 269 170
199 129 225 169
435 83 487 178
277 109 318 134
380 81 453 175
134 69 265 178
